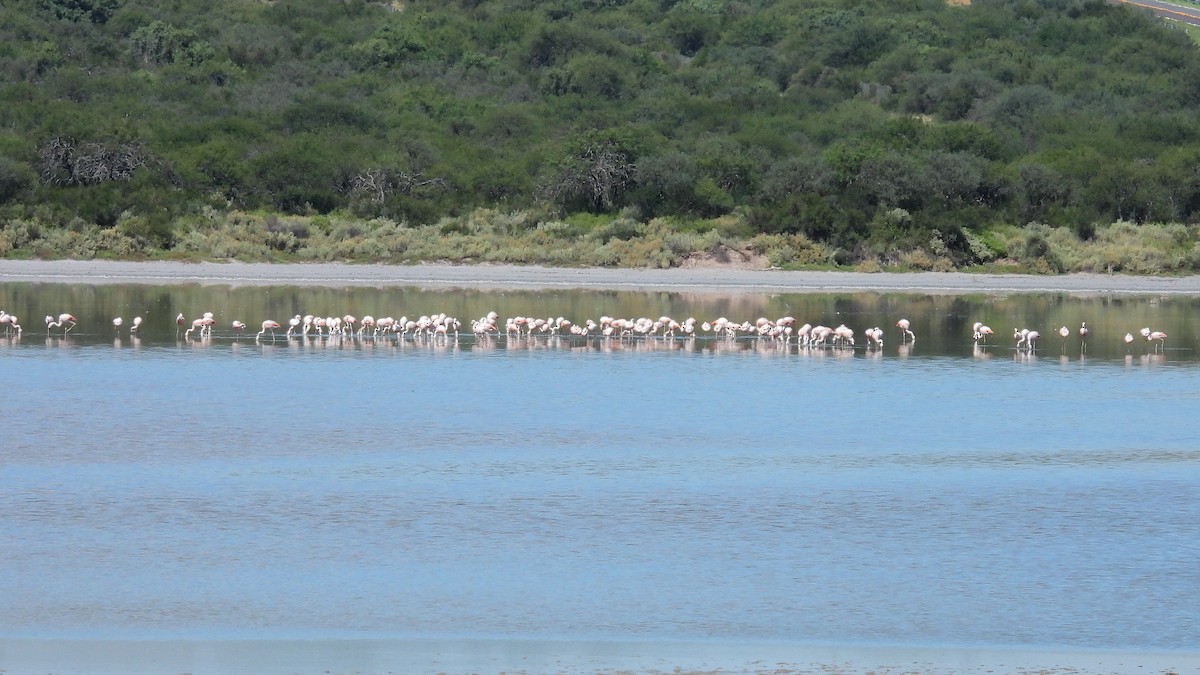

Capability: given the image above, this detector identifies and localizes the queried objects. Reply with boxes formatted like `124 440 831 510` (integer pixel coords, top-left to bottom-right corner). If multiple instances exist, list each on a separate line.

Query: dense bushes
3 0 1200 270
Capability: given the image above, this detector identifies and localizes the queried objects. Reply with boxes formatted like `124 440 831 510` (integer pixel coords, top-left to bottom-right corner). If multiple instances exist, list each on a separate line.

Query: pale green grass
4 208 1200 275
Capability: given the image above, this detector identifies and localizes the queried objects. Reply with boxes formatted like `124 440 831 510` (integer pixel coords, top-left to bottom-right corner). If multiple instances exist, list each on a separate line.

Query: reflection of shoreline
2 275 1194 360
4 259 1200 294
0 637 1195 675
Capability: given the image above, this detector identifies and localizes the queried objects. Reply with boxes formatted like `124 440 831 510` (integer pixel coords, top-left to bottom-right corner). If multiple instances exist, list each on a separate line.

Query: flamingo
287 315 302 337
1147 330 1167 353
45 313 77 336
130 316 142 335
112 317 123 335
359 315 375 337
183 317 211 339
1058 325 1069 352
0 311 20 336
1025 330 1041 352
257 319 281 341
681 317 696 338
175 312 185 336
796 323 812 346
896 318 914 343
232 320 246 338
1124 332 1134 352
1079 322 1089 353
973 324 994 343
833 324 855 348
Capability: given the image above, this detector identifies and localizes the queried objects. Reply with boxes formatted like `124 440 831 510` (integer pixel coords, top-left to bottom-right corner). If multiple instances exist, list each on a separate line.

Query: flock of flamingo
0 307 1172 354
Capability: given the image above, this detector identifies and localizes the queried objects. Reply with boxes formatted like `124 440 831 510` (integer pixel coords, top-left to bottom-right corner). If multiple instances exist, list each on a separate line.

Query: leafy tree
566 53 632 100
130 21 213 66
984 85 1062 148
921 152 988 207
854 151 924 210
662 11 719 57
0 157 34 204
38 0 120 24
348 23 428 69
542 130 642 212
1015 163 1071 223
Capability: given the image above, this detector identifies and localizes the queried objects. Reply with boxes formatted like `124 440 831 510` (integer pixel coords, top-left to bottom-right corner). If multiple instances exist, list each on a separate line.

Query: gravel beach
3 258 1200 294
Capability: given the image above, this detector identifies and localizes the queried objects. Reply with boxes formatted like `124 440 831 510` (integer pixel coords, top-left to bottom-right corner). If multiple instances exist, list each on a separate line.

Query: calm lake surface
1 283 1198 667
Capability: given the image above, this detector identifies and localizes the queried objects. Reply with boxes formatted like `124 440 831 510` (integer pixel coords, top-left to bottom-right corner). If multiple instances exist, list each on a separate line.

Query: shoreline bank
1 637 1197 675
3 259 1200 294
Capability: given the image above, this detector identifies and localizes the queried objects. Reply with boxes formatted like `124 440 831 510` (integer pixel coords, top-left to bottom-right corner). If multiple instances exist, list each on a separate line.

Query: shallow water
1 285 1198 660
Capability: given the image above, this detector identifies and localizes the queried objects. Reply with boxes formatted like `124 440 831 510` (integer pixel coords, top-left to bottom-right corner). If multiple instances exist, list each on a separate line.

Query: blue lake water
0 285 1198 672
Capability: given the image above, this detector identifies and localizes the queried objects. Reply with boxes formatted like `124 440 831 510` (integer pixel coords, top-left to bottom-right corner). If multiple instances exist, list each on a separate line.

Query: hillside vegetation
4 0 1200 272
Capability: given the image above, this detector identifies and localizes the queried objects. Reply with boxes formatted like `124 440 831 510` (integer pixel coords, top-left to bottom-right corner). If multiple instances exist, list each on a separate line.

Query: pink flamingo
112 317 123 335
1079 322 1089 353
231 320 246 338
257 319 281 341
973 323 994 343
184 317 211 339
359 316 376 337
45 313 77 336
0 311 21 336
130 316 142 335
896 318 914 343
1146 330 1167 353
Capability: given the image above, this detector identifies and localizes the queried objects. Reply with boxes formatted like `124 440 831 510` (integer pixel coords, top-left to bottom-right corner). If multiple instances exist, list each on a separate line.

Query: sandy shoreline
2 259 1200 294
